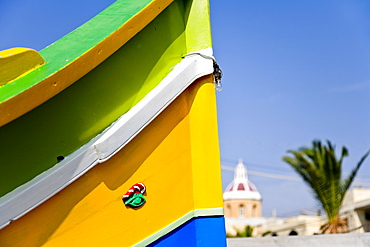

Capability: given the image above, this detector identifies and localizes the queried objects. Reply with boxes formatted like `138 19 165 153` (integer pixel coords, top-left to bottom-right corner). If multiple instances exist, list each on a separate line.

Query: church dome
223 159 261 201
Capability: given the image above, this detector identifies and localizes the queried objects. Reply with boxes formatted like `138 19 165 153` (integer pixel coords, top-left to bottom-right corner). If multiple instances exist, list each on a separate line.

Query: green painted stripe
0 0 153 102
133 208 224 247
0 0 188 197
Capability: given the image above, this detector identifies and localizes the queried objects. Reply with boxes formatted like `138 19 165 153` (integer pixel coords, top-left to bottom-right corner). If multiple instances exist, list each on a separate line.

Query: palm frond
282 140 370 227
342 149 370 194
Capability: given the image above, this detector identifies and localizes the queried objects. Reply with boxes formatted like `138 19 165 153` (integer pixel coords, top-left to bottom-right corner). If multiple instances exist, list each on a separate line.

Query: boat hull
0 75 225 246
0 0 226 245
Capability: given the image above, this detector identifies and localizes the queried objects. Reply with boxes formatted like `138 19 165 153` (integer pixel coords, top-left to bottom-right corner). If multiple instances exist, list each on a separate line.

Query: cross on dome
235 158 248 182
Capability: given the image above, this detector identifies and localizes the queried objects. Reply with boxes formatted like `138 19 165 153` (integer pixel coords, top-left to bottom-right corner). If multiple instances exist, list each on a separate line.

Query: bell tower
223 159 262 218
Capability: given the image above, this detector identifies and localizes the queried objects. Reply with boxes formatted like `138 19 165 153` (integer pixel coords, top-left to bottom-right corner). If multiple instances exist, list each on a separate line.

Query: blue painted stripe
148 216 227 247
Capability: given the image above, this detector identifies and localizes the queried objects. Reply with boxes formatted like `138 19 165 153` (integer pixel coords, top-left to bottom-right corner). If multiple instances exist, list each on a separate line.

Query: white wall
227 233 370 247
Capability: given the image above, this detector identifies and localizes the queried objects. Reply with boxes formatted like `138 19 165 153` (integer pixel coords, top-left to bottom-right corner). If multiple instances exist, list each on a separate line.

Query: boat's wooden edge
0 0 174 127
0 50 214 230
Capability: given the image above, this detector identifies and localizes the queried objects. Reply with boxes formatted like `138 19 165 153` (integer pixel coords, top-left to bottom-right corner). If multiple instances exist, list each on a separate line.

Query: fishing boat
0 0 226 246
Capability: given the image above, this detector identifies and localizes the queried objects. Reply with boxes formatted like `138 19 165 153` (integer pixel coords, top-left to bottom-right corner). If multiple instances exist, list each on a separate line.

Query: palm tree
282 140 370 234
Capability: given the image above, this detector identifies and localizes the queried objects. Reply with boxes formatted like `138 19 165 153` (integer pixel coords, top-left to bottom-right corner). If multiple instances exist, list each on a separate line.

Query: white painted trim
223 191 262 201
133 208 224 247
0 49 214 229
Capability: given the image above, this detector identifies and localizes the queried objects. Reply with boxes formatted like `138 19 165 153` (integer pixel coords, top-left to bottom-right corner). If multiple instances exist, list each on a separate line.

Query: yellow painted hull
0 75 224 246
0 0 226 245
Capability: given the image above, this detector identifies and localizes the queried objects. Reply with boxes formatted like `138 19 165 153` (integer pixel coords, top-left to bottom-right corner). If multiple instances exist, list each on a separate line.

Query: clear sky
1 0 370 217
211 0 370 217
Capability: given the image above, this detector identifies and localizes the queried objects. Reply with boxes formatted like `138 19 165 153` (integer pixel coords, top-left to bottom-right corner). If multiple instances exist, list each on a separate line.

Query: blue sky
1 0 370 217
211 0 370 216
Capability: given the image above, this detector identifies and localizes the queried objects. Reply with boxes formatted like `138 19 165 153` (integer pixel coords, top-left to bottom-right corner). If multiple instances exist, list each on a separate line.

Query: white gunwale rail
0 49 215 229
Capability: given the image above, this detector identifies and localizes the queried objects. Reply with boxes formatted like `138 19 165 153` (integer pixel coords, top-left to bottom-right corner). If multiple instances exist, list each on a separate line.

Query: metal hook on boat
212 60 223 91
183 52 223 91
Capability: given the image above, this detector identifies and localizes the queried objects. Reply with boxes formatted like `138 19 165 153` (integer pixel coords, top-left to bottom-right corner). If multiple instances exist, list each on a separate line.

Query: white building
223 159 262 219
223 160 265 236
341 187 370 233
223 159 324 237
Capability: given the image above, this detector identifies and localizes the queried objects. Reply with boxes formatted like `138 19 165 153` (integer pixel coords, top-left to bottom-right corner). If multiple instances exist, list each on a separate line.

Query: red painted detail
237 183 245 191
227 185 234 191
122 182 146 203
